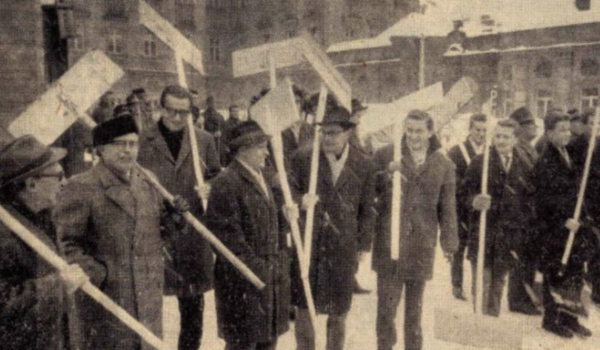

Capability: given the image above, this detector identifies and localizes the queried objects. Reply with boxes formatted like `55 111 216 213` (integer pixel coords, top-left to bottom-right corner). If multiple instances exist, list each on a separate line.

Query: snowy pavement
163 245 600 349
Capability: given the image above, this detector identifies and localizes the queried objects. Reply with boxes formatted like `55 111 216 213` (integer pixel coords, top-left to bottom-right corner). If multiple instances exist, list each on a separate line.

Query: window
536 89 552 117
143 37 157 57
176 0 195 28
104 0 126 19
107 32 124 54
581 58 599 76
209 37 221 62
535 59 552 79
71 25 84 51
581 87 599 109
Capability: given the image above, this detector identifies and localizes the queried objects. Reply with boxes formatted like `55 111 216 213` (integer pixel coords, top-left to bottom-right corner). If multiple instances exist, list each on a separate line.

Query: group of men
449 106 600 340
1 80 599 350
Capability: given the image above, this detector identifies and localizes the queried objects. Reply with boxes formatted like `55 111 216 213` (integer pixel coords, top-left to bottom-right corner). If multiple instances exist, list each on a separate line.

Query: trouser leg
451 230 468 289
487 264 509 317
177 294 204 350
376 271 403 350
295 307 315 350
508 259 536 310
326 313 347 350
404 279 426 350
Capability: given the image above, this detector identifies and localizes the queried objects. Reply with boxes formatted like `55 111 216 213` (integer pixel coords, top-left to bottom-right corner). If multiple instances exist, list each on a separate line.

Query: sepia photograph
1 0 600 349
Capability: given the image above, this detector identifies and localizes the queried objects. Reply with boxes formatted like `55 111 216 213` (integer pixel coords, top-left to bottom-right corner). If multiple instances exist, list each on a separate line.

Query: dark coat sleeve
198 128 221 180
439 159 459 254
357 158 378 251
54 181 107 288
205 176 273 281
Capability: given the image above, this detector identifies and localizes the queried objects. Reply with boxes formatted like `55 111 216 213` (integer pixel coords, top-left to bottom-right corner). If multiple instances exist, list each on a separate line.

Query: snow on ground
164 244 600 350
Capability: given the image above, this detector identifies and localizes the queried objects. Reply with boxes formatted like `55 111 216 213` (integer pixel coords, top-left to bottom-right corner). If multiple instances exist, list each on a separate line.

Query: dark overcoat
205 161 290 344
138 123 221 297
54 163 170 350
459 147 535 266
371 140 458 280
289 145 377 315
531 144 597 269
0 204 69 350
447 140 478 240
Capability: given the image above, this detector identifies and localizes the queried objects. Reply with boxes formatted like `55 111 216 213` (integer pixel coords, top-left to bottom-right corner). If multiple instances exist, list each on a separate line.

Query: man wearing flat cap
289 105 377 350
372 110 458 350
205 120 291 350
54 114 190 350
0 135 88 350
138 85 220 350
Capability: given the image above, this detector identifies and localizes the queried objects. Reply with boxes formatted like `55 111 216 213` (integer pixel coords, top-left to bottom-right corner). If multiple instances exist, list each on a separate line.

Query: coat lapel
232 161 270 204
146 124 176 165
175 126 192 172
318 151 335 190
97 164 136 219
334 147 358 191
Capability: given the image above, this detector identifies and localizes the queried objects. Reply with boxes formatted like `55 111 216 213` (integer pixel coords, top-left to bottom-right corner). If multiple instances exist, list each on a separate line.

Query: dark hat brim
229 132 271 150
1 147 67 188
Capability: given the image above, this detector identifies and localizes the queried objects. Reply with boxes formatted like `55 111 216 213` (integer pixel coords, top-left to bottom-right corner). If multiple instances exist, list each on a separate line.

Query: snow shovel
434 95 524 349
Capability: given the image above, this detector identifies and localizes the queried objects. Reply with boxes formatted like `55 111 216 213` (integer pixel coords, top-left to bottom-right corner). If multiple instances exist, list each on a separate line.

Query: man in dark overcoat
531 113 596 338
446 113 486 301
290 106 377 350
206 120 291 350
54 115 189 350
372 110 458 350
138 85 220 350
460 118 536 317
0 135 87 350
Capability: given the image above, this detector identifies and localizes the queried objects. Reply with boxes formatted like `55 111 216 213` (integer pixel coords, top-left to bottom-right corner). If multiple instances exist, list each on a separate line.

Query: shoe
353 283 371 294
542 322 574 338
568 322 592 338
510 304 542 316
453 287 467 301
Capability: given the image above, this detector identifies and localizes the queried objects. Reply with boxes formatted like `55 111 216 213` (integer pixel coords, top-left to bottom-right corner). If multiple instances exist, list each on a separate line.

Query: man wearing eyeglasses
137 85 221 350
289 104 377 350
0 134 88 350
54 115 190 350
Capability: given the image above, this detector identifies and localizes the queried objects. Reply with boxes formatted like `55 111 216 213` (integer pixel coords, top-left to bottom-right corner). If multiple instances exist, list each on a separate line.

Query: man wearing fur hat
290 105 377 350
205 120 291 350
0 135 88 350
54 114 190 350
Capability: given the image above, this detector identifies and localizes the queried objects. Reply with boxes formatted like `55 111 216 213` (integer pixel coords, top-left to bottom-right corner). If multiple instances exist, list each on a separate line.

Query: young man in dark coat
531 113 596 338
290 105 377 350
460 118 536 317
0 135 88 350
446 113 486 301
372 110 458 350
205 121 291 350
137 85 221 350
54 115 189 350
221 104 243 166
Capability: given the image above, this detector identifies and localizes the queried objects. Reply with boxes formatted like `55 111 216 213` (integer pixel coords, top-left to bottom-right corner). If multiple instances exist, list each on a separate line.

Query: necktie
503 155 511 171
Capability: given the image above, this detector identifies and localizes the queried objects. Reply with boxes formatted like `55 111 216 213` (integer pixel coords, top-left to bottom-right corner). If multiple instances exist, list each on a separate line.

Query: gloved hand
60 264 90 295
301 194 319 211
283 203 300 223
172 195 191 213
472 194 491 211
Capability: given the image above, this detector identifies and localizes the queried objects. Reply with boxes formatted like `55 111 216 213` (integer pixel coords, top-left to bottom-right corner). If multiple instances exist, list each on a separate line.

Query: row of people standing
449 107 600 339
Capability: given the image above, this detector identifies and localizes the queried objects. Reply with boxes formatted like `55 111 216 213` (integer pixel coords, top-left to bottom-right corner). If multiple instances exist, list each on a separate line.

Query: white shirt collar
468 137 484 155
325 143 350 185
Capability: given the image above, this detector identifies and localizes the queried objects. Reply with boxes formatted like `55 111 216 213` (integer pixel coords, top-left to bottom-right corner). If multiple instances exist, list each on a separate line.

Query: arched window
534 59 552 79
581 58 599 76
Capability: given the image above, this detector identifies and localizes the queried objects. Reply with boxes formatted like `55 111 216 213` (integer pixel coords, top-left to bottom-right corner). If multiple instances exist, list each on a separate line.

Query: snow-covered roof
328 0 600 53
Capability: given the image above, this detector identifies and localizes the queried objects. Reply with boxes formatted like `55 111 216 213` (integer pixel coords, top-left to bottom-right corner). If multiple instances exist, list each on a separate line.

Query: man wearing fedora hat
205 120 291 350
138 85 221 350
54 114 190 350
0 134 88 350
289 105 377 350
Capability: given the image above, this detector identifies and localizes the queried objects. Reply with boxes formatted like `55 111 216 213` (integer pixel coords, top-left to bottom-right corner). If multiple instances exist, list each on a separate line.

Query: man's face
27 163 66 209
99 133 139 175
570 120 585 136
469 121 487 146
238 141 269 171
549 121 572 148
320 124 352 155
162 94 191 132
493 125 517 156
405 118 432 151
230 107 240 119
519 122 538 142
